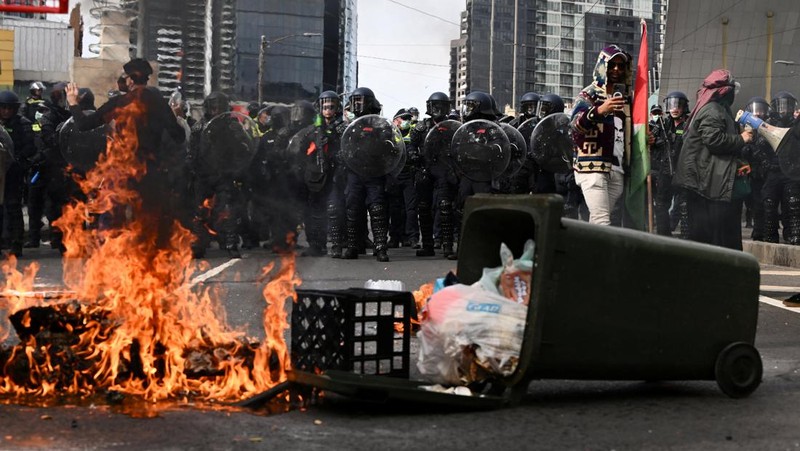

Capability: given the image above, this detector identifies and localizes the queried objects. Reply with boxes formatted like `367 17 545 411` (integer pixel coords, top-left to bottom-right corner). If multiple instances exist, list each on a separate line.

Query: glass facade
452 0 665 104
235 0 325 103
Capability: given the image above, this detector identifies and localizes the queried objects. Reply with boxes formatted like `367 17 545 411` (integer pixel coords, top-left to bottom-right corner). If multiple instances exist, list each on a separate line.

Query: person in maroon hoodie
570 45 632 226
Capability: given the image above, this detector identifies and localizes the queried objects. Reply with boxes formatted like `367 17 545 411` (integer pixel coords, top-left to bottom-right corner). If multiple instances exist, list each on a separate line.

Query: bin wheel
714 342 762 398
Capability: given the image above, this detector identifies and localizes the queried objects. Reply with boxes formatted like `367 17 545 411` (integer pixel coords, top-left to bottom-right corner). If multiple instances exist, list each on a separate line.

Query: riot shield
451 119 510 182
59 114 109 173
286 124 317 182
422 119 460 168
340 114 405 178
529 113 573 173
517 117 539 148
500 123 527 179
199 111 259 177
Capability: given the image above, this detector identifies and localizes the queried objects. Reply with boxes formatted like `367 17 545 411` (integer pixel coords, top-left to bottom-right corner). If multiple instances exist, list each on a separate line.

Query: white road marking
761 285 800 292
189 258 241 288
760 295 800 313
761 270 800 276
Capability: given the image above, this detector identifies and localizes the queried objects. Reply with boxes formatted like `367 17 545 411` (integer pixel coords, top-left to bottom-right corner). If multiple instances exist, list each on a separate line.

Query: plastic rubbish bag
478 239 535 305
417 283 527 385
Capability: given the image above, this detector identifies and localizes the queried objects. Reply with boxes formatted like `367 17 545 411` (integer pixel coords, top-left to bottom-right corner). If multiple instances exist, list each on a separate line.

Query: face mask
400 120 410 130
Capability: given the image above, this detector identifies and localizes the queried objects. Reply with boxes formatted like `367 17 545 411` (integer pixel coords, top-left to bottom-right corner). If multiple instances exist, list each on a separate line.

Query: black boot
440 199 457 260
784 184 800 245
328 202 344 258
342 208 360 259
416 200 435 257
763 198 780 243
369 203 390 262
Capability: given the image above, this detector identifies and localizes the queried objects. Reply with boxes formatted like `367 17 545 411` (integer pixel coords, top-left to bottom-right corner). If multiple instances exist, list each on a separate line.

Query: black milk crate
291 288 414 378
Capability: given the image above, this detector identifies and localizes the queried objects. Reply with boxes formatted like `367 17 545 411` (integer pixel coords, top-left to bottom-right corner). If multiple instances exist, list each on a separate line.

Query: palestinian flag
625 18 651 231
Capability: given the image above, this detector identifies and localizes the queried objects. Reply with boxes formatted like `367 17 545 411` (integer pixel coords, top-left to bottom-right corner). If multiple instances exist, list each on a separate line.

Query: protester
570 44 632 226
66 58 187 250
672 69 753 250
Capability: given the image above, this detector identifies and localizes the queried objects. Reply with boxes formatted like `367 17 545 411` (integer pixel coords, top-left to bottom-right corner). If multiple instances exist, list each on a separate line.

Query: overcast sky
357 0 466 119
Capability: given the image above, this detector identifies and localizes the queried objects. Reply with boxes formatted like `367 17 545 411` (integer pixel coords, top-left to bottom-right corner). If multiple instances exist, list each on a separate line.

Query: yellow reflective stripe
32 124 41 132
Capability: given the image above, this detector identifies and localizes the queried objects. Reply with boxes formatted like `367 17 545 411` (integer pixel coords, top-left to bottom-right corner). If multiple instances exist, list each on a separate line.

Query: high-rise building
450 0 536 114
107 0 356 103
451 0 666 110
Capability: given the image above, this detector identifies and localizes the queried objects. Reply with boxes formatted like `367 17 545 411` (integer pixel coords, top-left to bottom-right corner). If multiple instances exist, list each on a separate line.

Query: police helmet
266 104 290 130
461 91 496 122
771 91 797 123
291 100 317 128
519 92 540 117
537 93 565 118
349 87 381 117
29 81 45 95
318 90 341 114
425 91 450 120
202 91 230 118
408 106 419 119
447 109 461 121
77 88 96 111
247 101 261 119
0 90 21 107
745 96 770 120
664 91 689 117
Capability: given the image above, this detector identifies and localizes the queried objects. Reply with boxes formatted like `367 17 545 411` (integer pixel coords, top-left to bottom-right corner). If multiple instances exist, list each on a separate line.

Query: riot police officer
762 91 799 243
509 91 539 127
300 91 346 257
661 91 690 237
456 91 501 205
20 82 46 124
740 96 772 241
0 91 36 257
26 82 73 250
411 91 458 259
341 87 391 261
649 103 676 235
387 108 418 248
189 92 246 258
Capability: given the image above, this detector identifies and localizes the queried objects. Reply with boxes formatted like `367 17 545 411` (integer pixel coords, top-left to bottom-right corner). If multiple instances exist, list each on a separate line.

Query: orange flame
0 95 301 403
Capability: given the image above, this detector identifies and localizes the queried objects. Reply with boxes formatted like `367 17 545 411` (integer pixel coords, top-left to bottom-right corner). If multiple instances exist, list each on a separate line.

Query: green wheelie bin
456 193 762 399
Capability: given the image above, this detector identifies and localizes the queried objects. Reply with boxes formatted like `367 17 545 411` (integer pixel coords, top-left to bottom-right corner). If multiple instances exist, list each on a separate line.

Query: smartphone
612 83 629 103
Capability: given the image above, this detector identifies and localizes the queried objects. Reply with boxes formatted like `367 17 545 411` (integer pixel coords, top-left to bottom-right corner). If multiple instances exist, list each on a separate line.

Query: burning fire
0 97 300 404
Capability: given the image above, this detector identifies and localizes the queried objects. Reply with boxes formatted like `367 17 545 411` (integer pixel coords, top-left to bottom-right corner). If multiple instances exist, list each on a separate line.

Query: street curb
743 239 800 268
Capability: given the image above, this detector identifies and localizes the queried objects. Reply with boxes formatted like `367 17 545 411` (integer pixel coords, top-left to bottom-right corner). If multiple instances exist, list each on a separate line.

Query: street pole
257 32 321 106
258 35 266 105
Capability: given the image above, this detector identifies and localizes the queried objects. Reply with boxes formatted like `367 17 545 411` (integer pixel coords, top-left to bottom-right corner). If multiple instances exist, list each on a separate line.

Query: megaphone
736 110 789 151
736 110 800 179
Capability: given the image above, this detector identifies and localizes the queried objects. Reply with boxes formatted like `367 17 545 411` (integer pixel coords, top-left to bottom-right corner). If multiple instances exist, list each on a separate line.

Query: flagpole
647 173 654 233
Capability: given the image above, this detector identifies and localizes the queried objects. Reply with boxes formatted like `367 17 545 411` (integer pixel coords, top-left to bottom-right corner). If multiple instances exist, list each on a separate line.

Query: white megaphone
737 110 800 179
736 110 791 152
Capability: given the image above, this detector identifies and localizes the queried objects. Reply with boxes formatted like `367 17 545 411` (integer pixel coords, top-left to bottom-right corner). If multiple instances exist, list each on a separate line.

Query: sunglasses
608 62 626 70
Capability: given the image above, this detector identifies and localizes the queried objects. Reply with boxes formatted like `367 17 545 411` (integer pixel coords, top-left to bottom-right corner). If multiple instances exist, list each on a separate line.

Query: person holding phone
570 44 631 225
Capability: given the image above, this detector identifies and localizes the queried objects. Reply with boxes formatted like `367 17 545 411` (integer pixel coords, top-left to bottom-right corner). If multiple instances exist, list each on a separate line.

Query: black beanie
123 58 153 84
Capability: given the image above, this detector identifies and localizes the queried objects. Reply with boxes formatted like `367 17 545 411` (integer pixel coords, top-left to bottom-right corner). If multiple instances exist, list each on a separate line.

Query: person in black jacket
25 82 74 251
673 69 753 250
0 90 36 257
65 58 186 251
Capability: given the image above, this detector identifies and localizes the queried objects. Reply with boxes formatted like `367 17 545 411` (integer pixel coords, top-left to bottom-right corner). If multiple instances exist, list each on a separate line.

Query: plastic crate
291 288 414 378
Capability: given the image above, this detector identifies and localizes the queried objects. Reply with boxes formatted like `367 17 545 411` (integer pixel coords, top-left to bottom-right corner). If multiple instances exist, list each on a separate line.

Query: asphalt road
1 243 799 450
